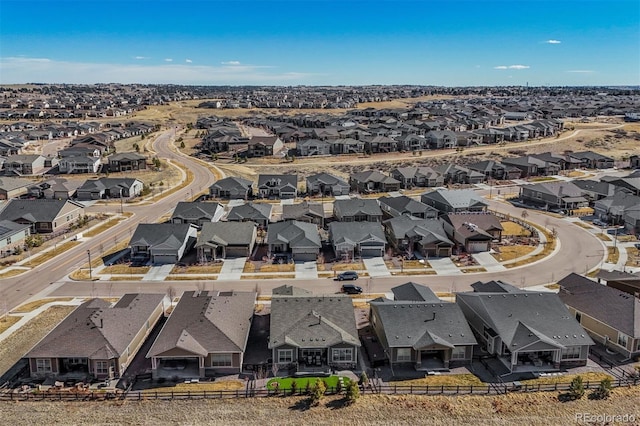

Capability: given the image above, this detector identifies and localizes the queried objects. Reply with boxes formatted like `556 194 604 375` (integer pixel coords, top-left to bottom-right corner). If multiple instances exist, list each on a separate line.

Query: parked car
336 271 358 281
341 284 363 294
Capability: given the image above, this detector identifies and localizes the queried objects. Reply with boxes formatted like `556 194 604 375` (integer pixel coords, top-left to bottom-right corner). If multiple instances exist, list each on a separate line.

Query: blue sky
1 0 638 86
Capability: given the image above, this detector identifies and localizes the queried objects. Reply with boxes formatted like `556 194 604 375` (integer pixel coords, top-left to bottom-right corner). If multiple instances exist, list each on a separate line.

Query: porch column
415 349 421 367
199 357 205 378
151 357 158 379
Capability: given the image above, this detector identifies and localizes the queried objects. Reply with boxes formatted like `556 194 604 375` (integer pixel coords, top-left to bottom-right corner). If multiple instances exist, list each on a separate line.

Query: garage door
360 248 383 258
293 252 317 262
467 241 488 253
226 247 249 258
153 254 177 264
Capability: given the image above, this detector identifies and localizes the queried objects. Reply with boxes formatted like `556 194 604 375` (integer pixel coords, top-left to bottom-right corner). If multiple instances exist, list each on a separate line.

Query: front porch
501 349 560 373
152 357 201 379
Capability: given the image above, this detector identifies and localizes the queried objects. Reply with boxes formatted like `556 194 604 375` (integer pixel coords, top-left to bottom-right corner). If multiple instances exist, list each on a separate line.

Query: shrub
359 371 369 388
309 379 326 406
590 377 612 400
345 381 360 404
568 376 585 400
290 380 298 395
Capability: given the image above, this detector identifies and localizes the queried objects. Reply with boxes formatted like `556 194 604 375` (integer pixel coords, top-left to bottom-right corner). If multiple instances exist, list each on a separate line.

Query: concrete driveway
295 261 318 279
218 257 247 280
429 257 463 275
363 257 391 277
472 252 507 272
142 264 174 281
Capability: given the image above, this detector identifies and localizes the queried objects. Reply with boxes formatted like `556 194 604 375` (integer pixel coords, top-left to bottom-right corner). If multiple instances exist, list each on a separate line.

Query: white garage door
467 241 488 253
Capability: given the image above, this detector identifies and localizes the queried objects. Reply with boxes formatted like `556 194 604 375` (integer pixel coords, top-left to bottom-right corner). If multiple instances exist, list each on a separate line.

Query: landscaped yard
595 232 611 241
390 374 484 387
500 221 532 237
607 246 619 264
142 380 245 394
12 298 74 313
171 264 223 274
521 372 612 386
491 245 537 262
267 375 350 391
101 265 151 275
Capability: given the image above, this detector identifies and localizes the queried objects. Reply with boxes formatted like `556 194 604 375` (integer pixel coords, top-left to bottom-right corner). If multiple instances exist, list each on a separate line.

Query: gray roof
422 189 488 210
0 219 30 239
27 294 165 360
522 181 585 198
147 291 256 358
78 177 141 192
384 216 453 245
210 176 253 192
0 199 83 223
392 282 442 302
350 170 400 185
226 202 272 222
272 285 313 296
282 201 325 221
306 172 349 187
572 180 615 197
371 296 477 349
334 198 382 218
457 287 594 349
267 220 321 248
558 273 640 338
171 202 223 222
269 293 360 349
257 174 297 190
329 221 386 245
108 152 147 162
130 223 196 249
378 195 438 216
195 221 256 249
0 176 34 192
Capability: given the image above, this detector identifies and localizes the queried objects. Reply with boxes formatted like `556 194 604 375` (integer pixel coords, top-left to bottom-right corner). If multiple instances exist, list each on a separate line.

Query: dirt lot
0 389 638 425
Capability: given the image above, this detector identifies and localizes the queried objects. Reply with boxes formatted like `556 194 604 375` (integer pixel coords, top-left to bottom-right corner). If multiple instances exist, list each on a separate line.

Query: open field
1 389 639 425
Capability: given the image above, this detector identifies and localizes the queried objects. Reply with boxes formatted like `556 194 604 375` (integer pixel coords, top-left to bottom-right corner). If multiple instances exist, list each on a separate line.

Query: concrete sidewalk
218 257 247 280
429 257 463 275
472 252 507 272
295 261 318 279
363 257 391 277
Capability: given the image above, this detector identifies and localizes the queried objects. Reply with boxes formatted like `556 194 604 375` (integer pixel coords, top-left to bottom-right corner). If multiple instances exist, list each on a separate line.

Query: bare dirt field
1 389 638 425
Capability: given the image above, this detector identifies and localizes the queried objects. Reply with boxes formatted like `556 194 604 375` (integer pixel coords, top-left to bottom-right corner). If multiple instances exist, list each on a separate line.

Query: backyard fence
2 377 638 402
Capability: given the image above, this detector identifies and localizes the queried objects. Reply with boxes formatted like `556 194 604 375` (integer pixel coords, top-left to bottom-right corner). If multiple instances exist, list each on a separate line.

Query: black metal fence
2 377 638 401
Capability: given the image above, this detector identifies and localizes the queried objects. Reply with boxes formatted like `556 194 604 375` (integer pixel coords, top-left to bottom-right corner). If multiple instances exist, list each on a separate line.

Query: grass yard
505 224 556 268
328 262 365 271
142 380 245 394
500 221 532 236
259 264 295 273
394 270 438 276
626 247 640 267
521 372 612 386
100 265 151 275
28 241 81 267
529 176 557 182
402 260 431 268
166 275 217 281
171 264 223 274
267 375 350 391
12 298 74 313
0 269 27 278
390 374 484 387
607 246 619 264
595 232 611 241
0 315 20 334
491 245 537 262
82 216 127 238
110 276 143 281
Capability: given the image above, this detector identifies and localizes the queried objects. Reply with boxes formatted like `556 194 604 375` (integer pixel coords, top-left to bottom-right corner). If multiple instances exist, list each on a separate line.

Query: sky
0 0 638 86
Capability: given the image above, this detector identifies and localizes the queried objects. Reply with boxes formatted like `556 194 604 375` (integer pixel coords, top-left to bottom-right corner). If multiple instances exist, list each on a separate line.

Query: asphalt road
0 129 607 309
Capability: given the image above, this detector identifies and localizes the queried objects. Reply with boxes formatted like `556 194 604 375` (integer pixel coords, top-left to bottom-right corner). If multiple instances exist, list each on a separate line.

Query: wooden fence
2 377 638 401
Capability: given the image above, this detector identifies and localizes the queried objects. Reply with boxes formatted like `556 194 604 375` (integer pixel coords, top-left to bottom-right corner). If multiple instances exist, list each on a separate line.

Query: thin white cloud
567 70 594 73
164 58 173 62
545 39 561 44
494 65 530 70
185 59 193 63
222 61 241 66
0 56 314 85
134 56 149 60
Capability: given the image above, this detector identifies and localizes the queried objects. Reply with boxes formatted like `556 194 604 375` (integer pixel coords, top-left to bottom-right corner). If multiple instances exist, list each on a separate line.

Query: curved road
1 128 607 309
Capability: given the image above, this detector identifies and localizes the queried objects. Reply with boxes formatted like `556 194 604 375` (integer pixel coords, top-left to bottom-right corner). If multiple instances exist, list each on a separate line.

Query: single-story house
0 198 85 234
195 221 257 261
170 202 224 227
378 195 439 219
333 198 383 222
0 176 33 199
266 220 321 261
306 172 350 196
209 177 253 200
129 223 198 264
421 189 489 214
384 215 454 257
76 178 143 200
226 202 273 228
0 220 30 254
257 174 298 199
107 152 147 172
329 221 387 259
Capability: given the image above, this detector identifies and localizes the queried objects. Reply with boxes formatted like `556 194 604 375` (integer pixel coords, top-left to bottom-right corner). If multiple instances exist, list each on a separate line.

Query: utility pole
87 249 93 280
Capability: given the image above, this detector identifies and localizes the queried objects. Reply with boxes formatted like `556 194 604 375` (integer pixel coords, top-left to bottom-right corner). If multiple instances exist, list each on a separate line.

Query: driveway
429 257 463 275
363 257 391 277
472 252 507 272
218 257 247 280
295 261 318 279
142 264 174 281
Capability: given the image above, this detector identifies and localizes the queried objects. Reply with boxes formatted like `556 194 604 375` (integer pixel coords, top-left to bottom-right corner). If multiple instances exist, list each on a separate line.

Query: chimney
318 315 322 325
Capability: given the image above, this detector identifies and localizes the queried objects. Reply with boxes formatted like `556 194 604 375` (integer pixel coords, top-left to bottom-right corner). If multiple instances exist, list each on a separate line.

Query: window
451 346 467 360
277 349 293 363
36 359 52 373
332 348 354 362
396 348 411 362
561 346 581 360
95 361 109 375
211 354 233 367
618 333 628 348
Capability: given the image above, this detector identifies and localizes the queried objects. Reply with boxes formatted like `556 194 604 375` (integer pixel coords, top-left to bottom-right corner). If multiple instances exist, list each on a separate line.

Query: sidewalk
472 252 507 272
142 264 174 281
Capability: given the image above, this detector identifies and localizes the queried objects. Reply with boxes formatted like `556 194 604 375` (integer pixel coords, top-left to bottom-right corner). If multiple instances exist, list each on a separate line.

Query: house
333 198 383 222
170 202 224 227
247 136 284 157
2 154 48 175
370 283 476 370
226 202 273 228
28 178 80 199
129 223 198 264
297 139 332 156
107 152 147 172
330 137 365 155
569 151 615 169
26 294 165 380
572 180 616 202
282 201 325 226
349 170 401 193
500 156 560 177
595 270 640 297
329 221 386 259
426 130 457 149
267 220 321 261
421 189 489 214
391 166 444 189
0 199 84 233
443 213 502 253
0 220 30 255
306 172 350 196
195 221 257 261
147 291 256 378
269 290 361 372
378 195 439 219
209 177 253 199
593 191 640 225
0 176 33 199
435 164 485 185
520 181 589 211
384 215 454 257
257 174 298 199
456 282 594 373
558 273 640 358
76 178 143 200
58 155 101 174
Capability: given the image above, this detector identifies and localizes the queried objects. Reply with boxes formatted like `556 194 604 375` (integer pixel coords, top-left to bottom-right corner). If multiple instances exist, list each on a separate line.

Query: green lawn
266 375 350 391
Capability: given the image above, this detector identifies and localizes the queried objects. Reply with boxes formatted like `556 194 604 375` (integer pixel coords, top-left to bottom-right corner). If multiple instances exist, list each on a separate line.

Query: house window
618 333 628 348
396 348 411 362
36 359 52 373
95 361 109 375
211 354 233 367
277 349 293 363
332 348 354 362
451 347 467 360
561 346 581 360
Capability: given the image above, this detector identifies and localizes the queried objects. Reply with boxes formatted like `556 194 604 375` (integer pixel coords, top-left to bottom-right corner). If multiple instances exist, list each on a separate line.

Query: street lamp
87 250 93 280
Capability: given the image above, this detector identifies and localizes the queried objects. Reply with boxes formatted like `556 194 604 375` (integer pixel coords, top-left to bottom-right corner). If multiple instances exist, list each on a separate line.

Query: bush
309 379 326 406
345 381 360 404
568 376 585 400
359 371 369 387
290 380 298 395
590 377 612 400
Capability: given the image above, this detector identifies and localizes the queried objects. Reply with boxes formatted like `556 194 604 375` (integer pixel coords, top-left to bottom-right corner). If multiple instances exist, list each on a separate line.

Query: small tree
345 381 360 404
568 375 585 400
591 377 612 400
180 141 186 149
290 379 298 396
309 379 326 406
359 371 369 388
